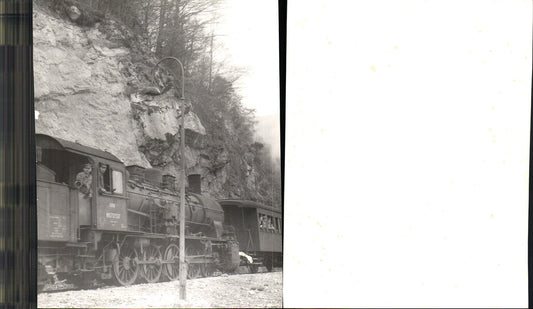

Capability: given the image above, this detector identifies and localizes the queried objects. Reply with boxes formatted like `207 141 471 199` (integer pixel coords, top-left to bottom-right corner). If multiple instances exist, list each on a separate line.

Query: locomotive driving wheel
162 243 180 281
186 247 206 279
142 246 163 283
113 246 139 286
187 264 204 279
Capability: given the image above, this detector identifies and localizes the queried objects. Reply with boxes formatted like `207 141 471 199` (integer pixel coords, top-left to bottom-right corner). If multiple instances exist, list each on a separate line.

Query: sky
214 0 280 117
212 0 281 158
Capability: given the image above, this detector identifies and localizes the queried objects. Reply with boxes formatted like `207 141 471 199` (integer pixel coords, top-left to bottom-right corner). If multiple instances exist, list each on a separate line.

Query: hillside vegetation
33 0 281 207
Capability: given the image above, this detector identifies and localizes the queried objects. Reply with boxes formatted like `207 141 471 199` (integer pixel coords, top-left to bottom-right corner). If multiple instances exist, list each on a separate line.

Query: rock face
33 4 221 196
34 5 147 166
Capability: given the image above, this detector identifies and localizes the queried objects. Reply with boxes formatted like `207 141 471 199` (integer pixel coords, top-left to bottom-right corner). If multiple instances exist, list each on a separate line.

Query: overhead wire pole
154 56 188 300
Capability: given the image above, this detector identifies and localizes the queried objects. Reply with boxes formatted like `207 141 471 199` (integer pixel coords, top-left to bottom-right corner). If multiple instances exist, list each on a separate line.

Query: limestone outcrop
34 4 219 195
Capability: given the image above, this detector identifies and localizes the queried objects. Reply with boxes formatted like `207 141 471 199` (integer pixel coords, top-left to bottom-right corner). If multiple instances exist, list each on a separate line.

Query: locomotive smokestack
145 168 163 187
188 174 201 194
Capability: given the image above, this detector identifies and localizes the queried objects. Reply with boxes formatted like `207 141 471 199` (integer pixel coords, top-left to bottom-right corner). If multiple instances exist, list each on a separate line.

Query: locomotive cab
36 134 128 236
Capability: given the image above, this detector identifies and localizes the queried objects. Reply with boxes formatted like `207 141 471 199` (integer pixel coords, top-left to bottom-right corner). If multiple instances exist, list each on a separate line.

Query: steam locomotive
36 134 282 291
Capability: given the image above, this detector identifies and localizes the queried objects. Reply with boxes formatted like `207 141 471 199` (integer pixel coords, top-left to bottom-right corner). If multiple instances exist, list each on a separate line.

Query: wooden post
153 56 187 301
179 99 187 300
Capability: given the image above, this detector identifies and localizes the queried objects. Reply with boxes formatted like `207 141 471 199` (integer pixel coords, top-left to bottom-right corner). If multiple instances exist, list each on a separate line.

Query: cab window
99 164 110 192
112 170 124 194
98 163 124 195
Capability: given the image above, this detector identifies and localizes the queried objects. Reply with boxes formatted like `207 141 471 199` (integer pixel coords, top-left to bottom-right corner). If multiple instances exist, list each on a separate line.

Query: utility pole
178 94 187 300
208 32 214 91
153 56 188 300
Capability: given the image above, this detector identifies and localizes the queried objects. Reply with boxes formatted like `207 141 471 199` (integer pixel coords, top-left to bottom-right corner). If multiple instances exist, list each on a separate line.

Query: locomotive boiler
36 134 240 289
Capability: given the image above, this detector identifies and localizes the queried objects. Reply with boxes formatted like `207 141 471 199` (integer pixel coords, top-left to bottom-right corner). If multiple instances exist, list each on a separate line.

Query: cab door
95 162 128 231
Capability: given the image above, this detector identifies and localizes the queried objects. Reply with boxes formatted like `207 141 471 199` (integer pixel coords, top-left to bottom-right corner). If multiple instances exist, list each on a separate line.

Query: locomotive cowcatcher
36 134 241 290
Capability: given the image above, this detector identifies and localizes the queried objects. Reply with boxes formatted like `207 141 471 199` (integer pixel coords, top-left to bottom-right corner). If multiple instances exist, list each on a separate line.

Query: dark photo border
1 0 37 307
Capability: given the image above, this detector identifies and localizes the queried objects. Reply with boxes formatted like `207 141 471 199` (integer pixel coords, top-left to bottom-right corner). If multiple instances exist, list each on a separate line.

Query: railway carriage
219 200 283 272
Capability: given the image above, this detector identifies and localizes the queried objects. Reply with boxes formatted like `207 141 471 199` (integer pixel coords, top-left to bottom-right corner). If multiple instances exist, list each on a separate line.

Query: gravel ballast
38 272 283 308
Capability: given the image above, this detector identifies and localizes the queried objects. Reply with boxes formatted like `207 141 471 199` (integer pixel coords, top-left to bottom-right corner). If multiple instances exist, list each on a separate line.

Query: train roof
36 134 123 163
218 199 281 214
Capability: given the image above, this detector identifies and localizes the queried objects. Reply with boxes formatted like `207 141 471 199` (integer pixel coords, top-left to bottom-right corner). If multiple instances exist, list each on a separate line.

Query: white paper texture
285 0 532 307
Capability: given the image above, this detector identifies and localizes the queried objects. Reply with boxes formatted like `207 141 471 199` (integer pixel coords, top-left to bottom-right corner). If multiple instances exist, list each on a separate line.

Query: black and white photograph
33 0 281 307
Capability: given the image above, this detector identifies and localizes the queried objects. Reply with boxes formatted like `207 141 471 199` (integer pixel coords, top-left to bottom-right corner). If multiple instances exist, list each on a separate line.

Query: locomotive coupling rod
157 255 213 265
186 256 214 264
136 259 162 265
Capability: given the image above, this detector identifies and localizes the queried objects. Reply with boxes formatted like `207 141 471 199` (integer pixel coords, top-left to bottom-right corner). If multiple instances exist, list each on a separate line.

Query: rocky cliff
33 2 276 201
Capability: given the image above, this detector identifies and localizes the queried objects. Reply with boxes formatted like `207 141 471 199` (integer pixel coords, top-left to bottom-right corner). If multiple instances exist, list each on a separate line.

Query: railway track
38 272 283 308
39 267 282 294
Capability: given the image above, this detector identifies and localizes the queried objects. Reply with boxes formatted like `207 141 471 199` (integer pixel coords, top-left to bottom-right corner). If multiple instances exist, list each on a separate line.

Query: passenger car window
259 214 267 229
273 217 280 233
267 216 275 232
